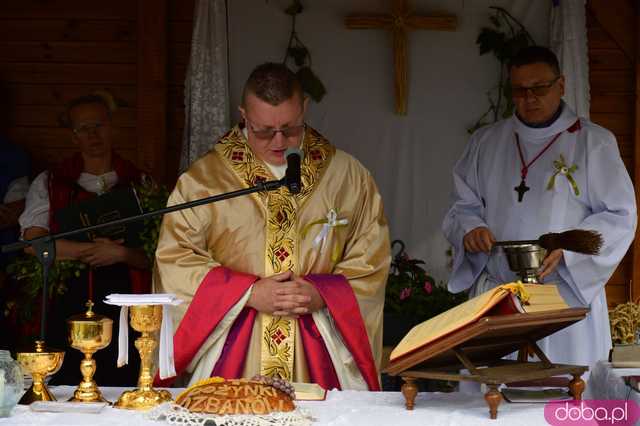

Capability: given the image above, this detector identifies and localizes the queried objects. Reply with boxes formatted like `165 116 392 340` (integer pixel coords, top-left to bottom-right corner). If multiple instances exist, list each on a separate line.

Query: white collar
511 103 578 143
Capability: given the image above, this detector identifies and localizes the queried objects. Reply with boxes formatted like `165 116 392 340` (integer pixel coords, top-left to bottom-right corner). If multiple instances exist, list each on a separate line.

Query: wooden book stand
384 308 589 419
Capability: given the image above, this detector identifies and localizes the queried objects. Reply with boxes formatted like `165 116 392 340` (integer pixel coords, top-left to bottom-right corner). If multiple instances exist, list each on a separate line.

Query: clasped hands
247 270 326 317
463 226 562 280
77 237 126 267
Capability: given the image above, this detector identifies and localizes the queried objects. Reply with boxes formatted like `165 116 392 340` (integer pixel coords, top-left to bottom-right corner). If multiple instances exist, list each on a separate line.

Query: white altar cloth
0 386 553 425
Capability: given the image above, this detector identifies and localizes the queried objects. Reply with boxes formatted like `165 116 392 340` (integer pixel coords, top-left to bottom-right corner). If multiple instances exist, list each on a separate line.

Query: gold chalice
114 305 172 410
67 301 113 403
17 340 65 404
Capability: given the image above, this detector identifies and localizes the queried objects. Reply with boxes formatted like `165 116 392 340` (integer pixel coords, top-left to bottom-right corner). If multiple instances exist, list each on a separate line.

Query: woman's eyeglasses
73 122 104 138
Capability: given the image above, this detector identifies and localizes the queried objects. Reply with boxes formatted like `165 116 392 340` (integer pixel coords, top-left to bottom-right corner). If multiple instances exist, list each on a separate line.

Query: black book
54 186 144 248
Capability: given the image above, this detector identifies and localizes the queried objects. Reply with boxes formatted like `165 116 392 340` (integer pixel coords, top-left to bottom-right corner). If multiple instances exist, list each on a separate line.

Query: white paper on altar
104 293 183 379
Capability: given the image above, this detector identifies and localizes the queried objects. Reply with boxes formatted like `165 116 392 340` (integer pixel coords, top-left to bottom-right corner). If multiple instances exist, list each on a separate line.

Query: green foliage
468 7 535 134
133 176 170 263
281 0 326 102
3 257 86 322
385 241 466 324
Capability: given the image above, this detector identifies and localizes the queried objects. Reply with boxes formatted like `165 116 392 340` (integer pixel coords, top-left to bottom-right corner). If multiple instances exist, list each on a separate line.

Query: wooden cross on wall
345 0 457 115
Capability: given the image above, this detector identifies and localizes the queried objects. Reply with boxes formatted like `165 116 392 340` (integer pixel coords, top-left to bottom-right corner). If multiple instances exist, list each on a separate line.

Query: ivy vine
278 0 326 102
468 6 536 133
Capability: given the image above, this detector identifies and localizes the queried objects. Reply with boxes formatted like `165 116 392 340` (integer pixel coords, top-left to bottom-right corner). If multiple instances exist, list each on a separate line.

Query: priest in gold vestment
154 63 390 391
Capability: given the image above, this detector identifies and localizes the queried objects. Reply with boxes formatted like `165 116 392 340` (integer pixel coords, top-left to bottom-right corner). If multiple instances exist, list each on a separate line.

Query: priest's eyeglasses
246 121 306 141
511 76 561 98
73 122 104 138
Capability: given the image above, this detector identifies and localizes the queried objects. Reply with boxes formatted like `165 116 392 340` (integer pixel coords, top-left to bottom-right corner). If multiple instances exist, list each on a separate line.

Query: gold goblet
17 340 65 404
115 305 172 410
67 301 113 403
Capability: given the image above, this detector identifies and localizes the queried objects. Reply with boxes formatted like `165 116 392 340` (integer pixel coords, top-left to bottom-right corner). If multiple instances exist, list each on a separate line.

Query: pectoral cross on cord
515 131 563 202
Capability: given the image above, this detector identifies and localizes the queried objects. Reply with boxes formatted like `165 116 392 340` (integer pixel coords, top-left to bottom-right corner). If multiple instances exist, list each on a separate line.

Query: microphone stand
2 177 290 344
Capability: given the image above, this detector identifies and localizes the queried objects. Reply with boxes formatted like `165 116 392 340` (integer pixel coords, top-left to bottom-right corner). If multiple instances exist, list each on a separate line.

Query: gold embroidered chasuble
154 124 390 383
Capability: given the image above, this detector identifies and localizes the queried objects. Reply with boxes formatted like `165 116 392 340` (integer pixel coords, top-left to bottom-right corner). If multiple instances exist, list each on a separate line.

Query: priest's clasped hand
247 270 326 317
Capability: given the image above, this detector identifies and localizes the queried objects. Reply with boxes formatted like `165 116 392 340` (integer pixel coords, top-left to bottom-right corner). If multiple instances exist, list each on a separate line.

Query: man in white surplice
442 46 636 373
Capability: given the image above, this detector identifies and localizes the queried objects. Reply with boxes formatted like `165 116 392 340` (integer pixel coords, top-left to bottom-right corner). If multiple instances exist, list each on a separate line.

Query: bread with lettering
175 376 296 415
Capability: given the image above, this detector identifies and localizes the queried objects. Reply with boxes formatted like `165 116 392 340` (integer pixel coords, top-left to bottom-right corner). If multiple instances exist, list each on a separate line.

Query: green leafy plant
281 0 326 102
385 240 467 324
3 257 86 323
133 175 170 262
468 6 535 133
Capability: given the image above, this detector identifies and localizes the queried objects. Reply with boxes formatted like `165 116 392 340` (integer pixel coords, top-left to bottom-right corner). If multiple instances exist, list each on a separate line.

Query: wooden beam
137 0 168 182
633 3 640 303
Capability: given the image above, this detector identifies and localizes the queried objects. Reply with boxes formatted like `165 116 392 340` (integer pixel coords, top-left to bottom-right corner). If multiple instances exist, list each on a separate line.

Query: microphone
284 147 303 194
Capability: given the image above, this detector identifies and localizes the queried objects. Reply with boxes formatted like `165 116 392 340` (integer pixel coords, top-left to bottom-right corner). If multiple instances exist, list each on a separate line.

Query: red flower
399 287 412 300
423 281 433 294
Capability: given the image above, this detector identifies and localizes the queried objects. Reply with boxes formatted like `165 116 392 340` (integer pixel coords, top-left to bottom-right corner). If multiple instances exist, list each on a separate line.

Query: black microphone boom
1 175 288 343
284 147 303 194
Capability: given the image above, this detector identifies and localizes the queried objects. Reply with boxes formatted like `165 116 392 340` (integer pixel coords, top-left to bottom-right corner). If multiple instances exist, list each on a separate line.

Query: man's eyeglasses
246 121 306 141
73 122 104 138
511 76 560 98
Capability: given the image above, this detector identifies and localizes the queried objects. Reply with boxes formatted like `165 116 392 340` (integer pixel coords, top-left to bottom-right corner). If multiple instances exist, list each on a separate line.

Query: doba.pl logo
544 400 640 425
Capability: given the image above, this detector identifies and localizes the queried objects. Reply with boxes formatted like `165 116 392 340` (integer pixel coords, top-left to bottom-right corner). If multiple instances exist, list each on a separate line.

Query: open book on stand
54 186 144 248
389 283 569 364
383 282 587 420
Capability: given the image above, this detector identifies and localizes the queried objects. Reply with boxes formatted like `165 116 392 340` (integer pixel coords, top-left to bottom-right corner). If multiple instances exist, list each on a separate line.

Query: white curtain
550 0 590 118
180 0 230 172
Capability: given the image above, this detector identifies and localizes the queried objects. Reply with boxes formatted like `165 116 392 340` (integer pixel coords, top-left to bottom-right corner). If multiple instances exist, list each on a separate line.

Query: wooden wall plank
6 84 137 107
0 63 137 84
137 0 168 181
588 0 636 62
0 1 136 20
590 94 634 113
169 0 196 21
167 127 183 150
169 21 193 43
0 41 136 64
589 48 633 70
0 1 193 184
587 2 638 307
169 62 187 86
610 258 631 285
169 43 190 66
587 25 621 50
166 147 182 186
606 284 629 308
165 0 194 183
618 134 633 158
590 70 634 93
8 127 137 149
590 112 633 134
9 106 136 128
0 19 136 42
